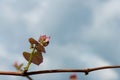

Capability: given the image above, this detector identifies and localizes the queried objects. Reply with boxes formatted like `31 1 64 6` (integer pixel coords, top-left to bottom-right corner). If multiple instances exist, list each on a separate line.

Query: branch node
85 68 90 75
21 71 27 76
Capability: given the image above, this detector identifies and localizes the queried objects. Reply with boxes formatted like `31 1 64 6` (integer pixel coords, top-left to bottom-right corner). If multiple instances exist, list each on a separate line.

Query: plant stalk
24 46 36 72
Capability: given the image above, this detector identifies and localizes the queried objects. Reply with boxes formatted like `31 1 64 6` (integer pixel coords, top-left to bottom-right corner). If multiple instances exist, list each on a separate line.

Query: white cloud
95 70 118 80
0 1 19 24
0 44 8 59
93 0 120 27
23 0 59 34
0 44 13 71
81 0 120 42
81 54 119 80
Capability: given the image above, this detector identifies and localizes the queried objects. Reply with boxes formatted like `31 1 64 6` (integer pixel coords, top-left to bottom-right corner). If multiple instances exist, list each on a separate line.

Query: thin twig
26 75 33 80
0 71 22 76
0 66 120 76
26 65 120 75
0 71 33 80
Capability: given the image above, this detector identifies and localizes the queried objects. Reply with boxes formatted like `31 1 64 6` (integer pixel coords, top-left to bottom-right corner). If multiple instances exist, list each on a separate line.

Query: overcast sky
0 0 120 80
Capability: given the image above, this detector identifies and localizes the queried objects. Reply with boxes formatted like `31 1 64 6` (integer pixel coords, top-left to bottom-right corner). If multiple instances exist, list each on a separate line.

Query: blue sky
0 0 120 80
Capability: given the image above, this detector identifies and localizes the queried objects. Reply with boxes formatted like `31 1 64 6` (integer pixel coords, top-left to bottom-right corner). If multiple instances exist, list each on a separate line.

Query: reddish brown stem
0 66 120 76
0 71 22 76
26 65 120 75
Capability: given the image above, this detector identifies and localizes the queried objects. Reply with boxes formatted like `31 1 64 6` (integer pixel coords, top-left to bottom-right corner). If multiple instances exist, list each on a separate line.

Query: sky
0 0 120 80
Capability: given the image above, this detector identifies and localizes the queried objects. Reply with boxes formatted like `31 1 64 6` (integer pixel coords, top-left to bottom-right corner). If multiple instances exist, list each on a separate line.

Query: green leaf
23 52 43 65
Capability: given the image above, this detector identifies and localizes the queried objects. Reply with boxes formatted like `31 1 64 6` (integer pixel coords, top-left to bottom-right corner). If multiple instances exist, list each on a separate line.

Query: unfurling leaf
13 62 23 71
29 37 46 53
32 52 43 65
38 35 50 47
23 52 30 62
36 44 46 53
29 38 38 45
23 52 43 65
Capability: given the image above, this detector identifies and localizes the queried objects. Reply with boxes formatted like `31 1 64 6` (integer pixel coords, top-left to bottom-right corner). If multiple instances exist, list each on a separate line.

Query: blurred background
0 0 120 80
